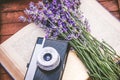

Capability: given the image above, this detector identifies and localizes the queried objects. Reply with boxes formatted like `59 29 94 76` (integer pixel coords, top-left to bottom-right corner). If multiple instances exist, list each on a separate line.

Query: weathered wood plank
111 11 120 19
98 0 113 2
0 64 13 80
0 74 13 80
0 11 25 24
0 35 13 43
0 0 40 13
118 0 120 16
100 0 119 11
118 0 120 8
0 23 28 35
0 65 6 74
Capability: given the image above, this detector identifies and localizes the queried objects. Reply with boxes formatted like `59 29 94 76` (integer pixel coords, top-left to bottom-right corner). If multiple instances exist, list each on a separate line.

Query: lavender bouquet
19 0 120 79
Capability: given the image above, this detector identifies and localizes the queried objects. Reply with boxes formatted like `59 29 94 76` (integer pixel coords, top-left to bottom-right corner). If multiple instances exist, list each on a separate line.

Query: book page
1 23 45 75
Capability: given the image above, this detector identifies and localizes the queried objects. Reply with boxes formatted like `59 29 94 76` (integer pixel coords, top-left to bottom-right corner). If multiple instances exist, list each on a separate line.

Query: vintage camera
25 37 69 80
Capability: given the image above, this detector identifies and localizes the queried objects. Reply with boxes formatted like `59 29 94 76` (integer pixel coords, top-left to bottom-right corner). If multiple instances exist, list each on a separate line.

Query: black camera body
25 37 69 80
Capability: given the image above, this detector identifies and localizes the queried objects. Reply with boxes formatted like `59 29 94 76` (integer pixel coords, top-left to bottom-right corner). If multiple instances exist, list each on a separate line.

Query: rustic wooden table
0 0 120 80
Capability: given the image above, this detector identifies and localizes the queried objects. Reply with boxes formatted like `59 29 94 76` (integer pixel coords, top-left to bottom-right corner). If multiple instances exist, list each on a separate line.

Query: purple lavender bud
42 20 48 25
37 1 44 8
45 33 50 38
27 17 32 23
31 14 37 20
58 19 62 25
66 34 73 40
52 0 57 5
29 2 37 10
24 9 30 15
61 22 66 27
84 18 91 32
49 3 55 10
53 31 59 37
29 2 34 8
19 16 26 22
43 0 50 4
63 27 68 32
86 25 91 32
68 19 75 25
60 14 67 21
63 0 80 11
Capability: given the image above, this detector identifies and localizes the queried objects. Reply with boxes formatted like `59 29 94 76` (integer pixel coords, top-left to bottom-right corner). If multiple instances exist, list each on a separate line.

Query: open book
0 0 120 80
0 23 88 80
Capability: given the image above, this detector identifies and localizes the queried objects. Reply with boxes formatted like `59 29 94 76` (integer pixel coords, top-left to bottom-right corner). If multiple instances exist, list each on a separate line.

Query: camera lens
43 53 52 61
37 47 60 71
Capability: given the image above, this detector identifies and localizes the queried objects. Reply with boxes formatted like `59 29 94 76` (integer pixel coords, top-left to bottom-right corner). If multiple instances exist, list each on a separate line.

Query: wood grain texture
118 0 120 16
98 0 120 19
0 0 39 13
0 65 13 80
0 35 12 43
0 12 25 24
111 11 120 19
98 0 112 2
100 0 118 11
1 23 27 35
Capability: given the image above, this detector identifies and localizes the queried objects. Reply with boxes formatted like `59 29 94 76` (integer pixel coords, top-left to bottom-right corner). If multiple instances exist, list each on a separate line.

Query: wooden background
0 0 120 80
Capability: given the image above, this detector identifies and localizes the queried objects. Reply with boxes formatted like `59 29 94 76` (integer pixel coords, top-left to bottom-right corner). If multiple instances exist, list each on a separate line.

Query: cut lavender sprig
20 0 120 79
19 16 27 22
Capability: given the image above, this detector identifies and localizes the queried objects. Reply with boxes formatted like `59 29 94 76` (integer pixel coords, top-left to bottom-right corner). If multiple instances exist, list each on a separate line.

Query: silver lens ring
37 47 60 71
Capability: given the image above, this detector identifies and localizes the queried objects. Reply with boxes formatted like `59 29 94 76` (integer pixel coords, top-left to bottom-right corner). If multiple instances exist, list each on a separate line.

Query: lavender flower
37 1 44 8
19 16 26 22
19 0 90 40
62 0 80 11
20 1 84 45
